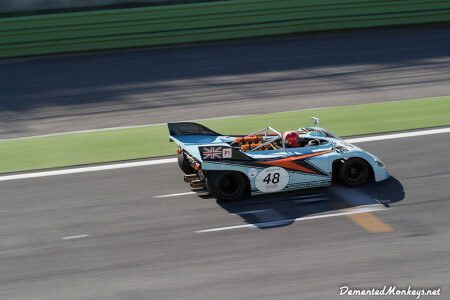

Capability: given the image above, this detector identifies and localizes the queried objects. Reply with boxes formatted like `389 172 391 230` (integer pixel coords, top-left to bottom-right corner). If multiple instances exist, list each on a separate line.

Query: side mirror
311 117 320 126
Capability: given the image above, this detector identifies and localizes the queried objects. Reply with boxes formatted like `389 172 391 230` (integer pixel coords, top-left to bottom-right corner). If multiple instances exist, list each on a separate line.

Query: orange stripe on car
259 150 332 174
260 159 316 173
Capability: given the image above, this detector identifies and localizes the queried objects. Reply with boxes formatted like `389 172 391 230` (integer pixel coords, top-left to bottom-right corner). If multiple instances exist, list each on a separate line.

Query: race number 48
255 167 289 193
263 172 280 184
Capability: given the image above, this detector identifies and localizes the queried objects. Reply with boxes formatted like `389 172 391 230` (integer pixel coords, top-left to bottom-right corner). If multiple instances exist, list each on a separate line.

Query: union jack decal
202 147 223 159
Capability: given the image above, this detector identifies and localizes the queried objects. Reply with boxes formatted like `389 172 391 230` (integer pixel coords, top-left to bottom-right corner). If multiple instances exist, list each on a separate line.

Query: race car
168 118 389 201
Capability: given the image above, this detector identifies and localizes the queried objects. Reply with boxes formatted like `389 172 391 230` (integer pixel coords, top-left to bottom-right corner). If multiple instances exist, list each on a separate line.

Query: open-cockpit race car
168 118 389 201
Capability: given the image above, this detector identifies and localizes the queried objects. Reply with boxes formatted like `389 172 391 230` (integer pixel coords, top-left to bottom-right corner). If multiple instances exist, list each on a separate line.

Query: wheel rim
220 175 239 196
346 163 364 182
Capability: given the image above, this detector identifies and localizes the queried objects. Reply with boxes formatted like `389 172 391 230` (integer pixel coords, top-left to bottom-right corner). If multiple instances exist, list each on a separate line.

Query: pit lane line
0 127 449 182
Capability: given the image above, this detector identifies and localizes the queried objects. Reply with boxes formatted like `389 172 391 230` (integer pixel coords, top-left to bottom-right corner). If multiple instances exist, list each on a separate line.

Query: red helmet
283 131 300 147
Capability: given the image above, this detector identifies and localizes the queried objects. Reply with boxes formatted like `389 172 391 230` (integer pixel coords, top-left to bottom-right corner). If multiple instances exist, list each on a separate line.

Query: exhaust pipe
190 179 206 189
184 174 199 183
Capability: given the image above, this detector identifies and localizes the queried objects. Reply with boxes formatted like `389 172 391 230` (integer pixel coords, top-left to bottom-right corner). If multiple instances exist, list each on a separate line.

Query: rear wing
168 122 226 153
168 122 253 162
168 122 221 137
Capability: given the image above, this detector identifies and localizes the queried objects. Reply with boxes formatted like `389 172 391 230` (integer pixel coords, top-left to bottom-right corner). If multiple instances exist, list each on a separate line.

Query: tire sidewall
178 152 194 174
208 171 247 201
339 158 370 187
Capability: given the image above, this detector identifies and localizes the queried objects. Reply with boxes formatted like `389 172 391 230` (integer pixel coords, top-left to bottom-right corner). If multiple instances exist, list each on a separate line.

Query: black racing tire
177 152 194 174
338 158 370 187
207 171 247 201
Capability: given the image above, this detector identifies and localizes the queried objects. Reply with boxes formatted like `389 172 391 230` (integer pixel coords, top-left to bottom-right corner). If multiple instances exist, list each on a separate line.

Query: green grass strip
0 96 449 174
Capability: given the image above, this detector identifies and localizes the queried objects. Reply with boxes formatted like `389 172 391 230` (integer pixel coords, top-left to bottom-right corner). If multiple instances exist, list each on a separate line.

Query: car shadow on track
216 176 404 229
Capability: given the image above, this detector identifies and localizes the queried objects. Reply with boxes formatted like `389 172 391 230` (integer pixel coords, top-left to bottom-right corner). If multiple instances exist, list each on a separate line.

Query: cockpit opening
230 126 329 152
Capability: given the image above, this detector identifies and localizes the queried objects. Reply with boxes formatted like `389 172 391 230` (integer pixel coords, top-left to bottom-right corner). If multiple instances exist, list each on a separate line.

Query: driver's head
283 131 300 148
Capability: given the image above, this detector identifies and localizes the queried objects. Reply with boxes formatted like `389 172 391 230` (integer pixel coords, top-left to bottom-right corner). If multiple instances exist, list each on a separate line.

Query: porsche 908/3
168 118 389 201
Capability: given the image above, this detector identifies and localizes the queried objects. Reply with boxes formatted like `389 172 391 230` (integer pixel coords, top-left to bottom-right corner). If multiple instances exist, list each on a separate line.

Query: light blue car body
170 124 389 196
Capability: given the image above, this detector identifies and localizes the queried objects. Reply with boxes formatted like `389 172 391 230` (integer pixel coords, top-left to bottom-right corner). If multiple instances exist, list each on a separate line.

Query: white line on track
154 191 196 198
0 158 176 182
196 204 388 233
345 127 450 143
62 234 90 240
0 127 449 182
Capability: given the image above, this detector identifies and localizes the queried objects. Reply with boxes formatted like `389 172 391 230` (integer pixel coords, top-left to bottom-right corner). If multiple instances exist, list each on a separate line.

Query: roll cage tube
231 126 283 151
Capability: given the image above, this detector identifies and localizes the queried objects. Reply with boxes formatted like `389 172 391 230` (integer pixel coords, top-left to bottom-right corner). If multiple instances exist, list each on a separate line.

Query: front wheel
338 158 370 187
207 171 248 201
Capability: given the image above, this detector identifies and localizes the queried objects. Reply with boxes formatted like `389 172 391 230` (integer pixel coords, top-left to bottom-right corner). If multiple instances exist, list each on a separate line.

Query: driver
283 131 301 148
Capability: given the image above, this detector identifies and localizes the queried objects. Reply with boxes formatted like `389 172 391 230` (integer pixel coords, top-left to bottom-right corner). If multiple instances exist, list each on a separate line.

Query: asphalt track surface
0 132 449 299
1 25 450 138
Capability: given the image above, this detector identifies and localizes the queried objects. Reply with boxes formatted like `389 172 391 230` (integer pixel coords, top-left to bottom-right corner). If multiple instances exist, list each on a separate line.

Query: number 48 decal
255 167 289 193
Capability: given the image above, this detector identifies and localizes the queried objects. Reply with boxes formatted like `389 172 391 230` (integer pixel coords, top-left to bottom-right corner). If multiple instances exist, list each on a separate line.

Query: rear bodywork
168 122 389 196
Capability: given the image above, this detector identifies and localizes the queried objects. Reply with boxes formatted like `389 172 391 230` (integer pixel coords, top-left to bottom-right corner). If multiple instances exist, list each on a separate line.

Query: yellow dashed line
346 212 394 233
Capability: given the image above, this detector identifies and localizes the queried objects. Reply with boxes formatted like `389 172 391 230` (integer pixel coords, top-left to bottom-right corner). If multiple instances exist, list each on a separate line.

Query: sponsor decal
287 179 331 189
255 167 289 193
222 148 232 158
201 146 233 160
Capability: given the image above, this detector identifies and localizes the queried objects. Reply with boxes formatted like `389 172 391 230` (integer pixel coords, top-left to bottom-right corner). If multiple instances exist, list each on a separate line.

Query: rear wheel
207 171 247 201
338 158 370 187
178 152 194 174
